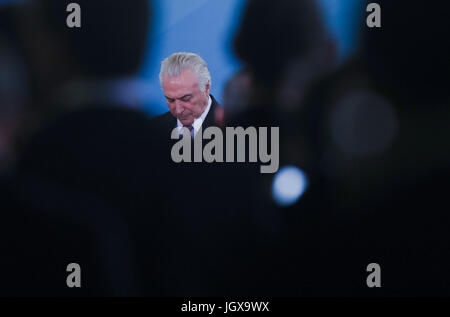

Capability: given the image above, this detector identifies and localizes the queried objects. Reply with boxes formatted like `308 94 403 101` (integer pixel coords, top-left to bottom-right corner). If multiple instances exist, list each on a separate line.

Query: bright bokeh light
272 166 308 207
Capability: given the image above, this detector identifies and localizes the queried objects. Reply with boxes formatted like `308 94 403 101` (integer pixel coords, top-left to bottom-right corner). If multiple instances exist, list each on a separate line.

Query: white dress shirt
176 96 212 137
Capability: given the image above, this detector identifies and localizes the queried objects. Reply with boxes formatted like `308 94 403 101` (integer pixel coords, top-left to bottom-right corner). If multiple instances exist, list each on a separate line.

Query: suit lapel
166 94 220 135
202 95 220 130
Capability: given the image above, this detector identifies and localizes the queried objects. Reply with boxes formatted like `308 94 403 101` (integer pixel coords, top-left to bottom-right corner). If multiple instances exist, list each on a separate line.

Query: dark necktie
181 125 194 138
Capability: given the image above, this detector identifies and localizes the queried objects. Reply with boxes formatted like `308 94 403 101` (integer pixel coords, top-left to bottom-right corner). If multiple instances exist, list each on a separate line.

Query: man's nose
175 100 184 115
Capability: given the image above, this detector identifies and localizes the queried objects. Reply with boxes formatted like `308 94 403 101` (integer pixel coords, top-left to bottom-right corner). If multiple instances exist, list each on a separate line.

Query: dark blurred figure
0 0 165 296
0 5 30 175
14 0 151 141
224 0 450 296
334 0 450 295
0 36 25 174
225 0 335 118
225 0 337 176
295 0 450 295
222 0 339 296
291 0 450 295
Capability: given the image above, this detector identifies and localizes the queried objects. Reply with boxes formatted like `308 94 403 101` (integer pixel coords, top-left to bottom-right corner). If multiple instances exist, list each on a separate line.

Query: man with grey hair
154 52 220 138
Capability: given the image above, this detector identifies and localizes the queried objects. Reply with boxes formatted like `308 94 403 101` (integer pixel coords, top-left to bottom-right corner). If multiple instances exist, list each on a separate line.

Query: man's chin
180 118 194 126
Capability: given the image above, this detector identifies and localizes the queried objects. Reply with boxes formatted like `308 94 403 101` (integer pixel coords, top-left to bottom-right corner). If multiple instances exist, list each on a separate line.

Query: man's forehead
163 84 196 99
163 69 197 86
163 75 199 98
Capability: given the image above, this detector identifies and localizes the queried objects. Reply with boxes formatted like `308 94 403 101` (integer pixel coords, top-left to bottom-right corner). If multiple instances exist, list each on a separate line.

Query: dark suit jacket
152 94 220 138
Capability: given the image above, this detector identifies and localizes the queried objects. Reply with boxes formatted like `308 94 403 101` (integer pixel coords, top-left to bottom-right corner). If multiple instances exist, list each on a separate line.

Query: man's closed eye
180 95 192 102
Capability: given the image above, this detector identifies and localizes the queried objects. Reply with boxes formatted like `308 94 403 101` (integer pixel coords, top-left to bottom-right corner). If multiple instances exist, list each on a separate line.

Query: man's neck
177 95 212 136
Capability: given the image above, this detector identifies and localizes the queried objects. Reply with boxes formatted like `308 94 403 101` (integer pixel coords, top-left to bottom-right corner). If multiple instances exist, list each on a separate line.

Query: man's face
162 69 210 126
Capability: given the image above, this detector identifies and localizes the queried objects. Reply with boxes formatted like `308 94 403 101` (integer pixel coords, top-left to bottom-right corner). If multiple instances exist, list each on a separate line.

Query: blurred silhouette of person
1 0 168 296
0 4 31 176
285 0 450 295
220 0 339 296
0 36 26 175
224 0 337 185
354 0 450 295
11 0 151 140
225 0 335 120
223 0 449 296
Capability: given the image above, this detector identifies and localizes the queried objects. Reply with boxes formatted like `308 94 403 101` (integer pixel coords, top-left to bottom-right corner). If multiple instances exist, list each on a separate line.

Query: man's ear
205 82 211 96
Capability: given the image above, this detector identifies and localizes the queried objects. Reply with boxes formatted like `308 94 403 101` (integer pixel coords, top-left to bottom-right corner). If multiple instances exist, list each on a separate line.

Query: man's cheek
182 103 194 113
188 102 200 112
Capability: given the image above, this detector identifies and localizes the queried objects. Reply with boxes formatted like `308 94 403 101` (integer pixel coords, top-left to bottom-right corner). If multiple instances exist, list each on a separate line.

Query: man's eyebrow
165 95 191 100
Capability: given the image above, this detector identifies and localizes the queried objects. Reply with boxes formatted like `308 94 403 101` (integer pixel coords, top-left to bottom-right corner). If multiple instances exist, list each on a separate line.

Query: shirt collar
177 95 212 137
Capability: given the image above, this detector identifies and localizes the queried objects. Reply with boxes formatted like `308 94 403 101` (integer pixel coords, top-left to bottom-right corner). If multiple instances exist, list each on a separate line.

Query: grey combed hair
159 52 211 92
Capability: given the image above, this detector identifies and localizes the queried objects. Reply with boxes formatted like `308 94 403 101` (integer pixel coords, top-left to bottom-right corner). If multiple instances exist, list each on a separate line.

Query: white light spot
272 166 308 207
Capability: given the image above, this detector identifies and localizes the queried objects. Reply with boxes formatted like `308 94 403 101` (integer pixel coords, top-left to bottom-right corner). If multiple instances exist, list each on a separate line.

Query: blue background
0 0 365 116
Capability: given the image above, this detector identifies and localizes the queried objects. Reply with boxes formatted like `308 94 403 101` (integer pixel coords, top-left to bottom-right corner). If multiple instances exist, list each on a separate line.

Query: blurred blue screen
139 0 247 116
0 0 364 116
140 0 364 116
